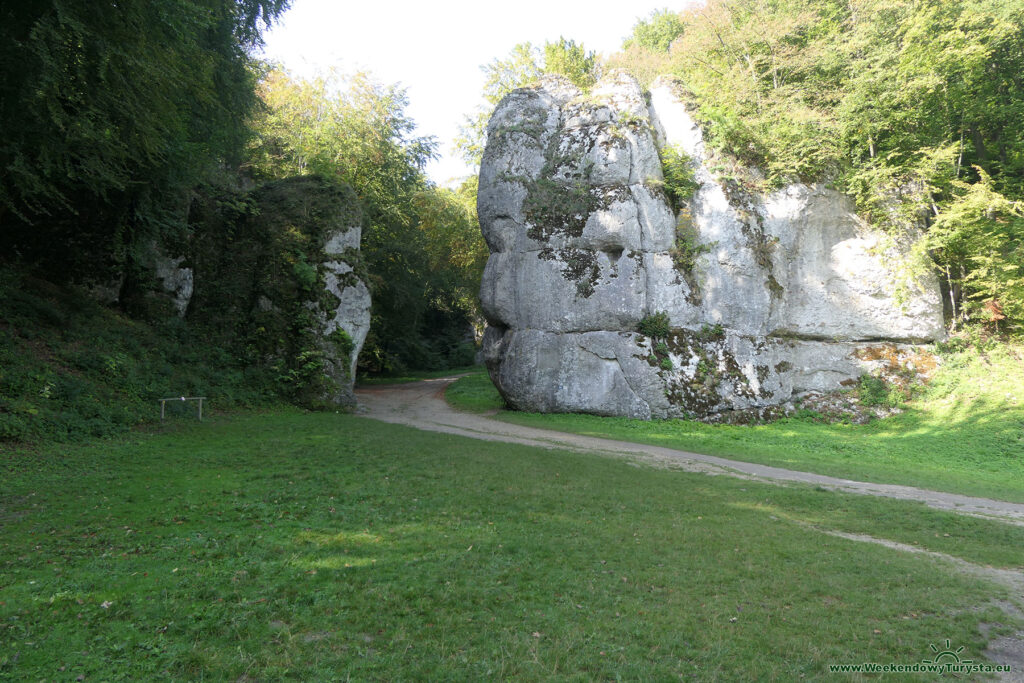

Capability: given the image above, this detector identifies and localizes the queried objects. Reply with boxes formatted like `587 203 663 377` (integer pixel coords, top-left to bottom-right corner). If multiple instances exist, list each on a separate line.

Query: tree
543 37 598 90
411 177 489 326
0 0 290 285
925 169 1024 330
456 38 599 167
623 9 685 52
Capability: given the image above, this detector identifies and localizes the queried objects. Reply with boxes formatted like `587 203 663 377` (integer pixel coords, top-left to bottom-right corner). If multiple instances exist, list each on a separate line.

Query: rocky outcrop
152 251 194 317
479 73 944 419
188 176 370 407
318 203 372 404
246 176 371 407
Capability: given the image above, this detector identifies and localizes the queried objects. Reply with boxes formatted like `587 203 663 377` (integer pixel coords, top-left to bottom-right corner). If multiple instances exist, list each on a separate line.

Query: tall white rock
319 221 371 405
479 72 945 419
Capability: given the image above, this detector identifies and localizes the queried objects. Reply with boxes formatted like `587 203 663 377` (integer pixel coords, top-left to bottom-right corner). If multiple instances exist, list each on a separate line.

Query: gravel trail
356 376 1024 525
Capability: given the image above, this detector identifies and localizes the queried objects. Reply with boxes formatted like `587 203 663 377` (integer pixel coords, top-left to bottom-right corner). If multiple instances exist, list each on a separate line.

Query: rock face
152 251 194 317
247 177 371 407
478 73 944 419
318 206 372 404
188 176 371 407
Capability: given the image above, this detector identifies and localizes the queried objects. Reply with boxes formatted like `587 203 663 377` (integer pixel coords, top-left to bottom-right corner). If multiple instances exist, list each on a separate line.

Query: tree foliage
613 0 1024 331
411 177 490 326
543 38 598 90
924 169 1024 329
456 38 599 166
0 0 289 283
623 8 686 52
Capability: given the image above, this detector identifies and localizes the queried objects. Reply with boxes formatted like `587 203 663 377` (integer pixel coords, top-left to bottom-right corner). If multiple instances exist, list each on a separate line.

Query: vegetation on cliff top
610 0 1024 331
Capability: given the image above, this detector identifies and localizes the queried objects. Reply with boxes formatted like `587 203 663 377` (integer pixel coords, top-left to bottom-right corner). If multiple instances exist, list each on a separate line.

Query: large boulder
479 73 944 419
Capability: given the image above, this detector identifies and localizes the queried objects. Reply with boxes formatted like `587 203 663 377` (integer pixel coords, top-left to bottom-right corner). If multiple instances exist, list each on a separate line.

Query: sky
260 0 686 186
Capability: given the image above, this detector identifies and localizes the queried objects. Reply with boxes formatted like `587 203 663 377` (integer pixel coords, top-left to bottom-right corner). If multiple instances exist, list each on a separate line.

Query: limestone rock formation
188 176 371 407
152 251 194 317
247 176 371 407
478 73 944 419
319 207 372 404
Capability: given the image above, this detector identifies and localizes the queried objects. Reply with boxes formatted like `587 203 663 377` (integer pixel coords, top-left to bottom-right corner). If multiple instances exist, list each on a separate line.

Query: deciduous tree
0 0 289 284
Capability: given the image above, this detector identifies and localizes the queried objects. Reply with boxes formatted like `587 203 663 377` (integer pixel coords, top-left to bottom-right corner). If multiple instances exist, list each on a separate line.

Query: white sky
260 0 686 186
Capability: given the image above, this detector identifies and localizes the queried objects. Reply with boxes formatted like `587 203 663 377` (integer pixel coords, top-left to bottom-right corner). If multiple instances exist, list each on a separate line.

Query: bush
695 323 725 341
330 328 355 366
857 374 907 409
670 220 712 273
638 312 672 339
660 144 701 211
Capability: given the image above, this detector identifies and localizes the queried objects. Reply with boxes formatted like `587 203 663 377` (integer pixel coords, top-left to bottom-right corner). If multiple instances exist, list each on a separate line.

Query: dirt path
356 376 1024 525
356 376 1024 678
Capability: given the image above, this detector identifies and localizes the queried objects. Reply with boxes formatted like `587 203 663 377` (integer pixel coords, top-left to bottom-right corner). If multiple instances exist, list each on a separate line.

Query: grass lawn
1 411 1022 680
444 369 508 413
449 345 1024 503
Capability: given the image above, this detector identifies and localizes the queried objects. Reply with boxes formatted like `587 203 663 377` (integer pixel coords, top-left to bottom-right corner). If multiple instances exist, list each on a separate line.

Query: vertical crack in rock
478 72 945 419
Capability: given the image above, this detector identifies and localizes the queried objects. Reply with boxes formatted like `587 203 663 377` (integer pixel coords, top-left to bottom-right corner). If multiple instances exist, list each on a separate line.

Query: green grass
443 369 506 412
449 346 1024 503
1 411 1021 679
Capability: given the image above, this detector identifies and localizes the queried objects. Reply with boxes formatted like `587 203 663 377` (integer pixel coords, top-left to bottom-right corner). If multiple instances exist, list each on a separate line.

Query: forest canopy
0 0 290 282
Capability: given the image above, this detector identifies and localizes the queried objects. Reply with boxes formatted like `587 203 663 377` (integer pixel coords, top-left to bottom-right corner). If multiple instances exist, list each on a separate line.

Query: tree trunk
970 127 989 164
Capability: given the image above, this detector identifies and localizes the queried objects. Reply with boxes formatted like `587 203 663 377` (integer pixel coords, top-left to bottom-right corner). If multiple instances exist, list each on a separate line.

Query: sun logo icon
923 639 973 665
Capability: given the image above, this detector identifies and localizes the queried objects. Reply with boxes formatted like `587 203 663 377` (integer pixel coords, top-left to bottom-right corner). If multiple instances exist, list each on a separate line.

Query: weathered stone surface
153 252 194 317
481 249 647 332
483 326 661 419
479 75 670 334
762 185 945 341
649 76 946 342
321 228 371 405
479 73 946 419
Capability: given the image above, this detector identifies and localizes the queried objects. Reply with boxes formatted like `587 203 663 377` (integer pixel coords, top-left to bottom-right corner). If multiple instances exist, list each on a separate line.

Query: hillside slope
0 269 276 444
